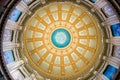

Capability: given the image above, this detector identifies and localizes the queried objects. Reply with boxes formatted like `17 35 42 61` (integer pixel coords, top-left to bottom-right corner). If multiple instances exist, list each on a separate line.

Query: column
91 0 107 12
40 0 46 4
19 66 30 79
103 56 120 68
3 42 19 51
16 1 31 15
106 37 120 45
33 70 44 80
24 74 37 80
5 20 22 30
94 71 108 80
76 0 81 3
7 60 24 72
102 15 120 26
23 56 28 63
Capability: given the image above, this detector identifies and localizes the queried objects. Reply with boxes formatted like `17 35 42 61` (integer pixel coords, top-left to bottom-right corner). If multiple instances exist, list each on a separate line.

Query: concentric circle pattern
23 2 103 79
51 28 71 48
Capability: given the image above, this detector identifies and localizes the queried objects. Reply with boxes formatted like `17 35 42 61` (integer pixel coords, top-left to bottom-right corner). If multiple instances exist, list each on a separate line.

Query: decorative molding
7 60 24 73
16 1 31 15
3 42 19 51
102 15 120 26
91 0 107 12
5 20 22 30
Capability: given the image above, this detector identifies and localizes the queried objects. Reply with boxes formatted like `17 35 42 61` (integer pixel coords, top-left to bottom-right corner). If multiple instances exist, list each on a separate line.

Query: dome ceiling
22 2 103 80
0 0 120 80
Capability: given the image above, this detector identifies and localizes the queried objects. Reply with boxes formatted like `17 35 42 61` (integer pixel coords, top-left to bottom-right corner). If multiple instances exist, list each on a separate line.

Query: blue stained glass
51 28 71 48
103 65 118 80
111 23 120 36
3 50 14 64
8 8 22 22
89 0 97 3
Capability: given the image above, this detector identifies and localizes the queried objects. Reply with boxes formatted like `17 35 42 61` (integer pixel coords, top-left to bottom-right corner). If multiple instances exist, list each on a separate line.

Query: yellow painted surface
23 2 103 80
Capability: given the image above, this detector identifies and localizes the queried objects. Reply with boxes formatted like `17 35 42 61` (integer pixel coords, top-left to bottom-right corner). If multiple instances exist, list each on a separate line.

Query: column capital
24 73 37 80
103 56 120 68
76 0 81 3
33 70 44 80
102 15 120 26
40 0 46 4
7 60 24 72
16 1 31 15
106 37 120 45
91 0 107 12
93 71 107 80
3 42 20 51
5 20 22 30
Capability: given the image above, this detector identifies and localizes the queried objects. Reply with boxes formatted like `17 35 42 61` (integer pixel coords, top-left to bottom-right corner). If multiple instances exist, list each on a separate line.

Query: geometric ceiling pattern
0 0 120 80
23 2 103 79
